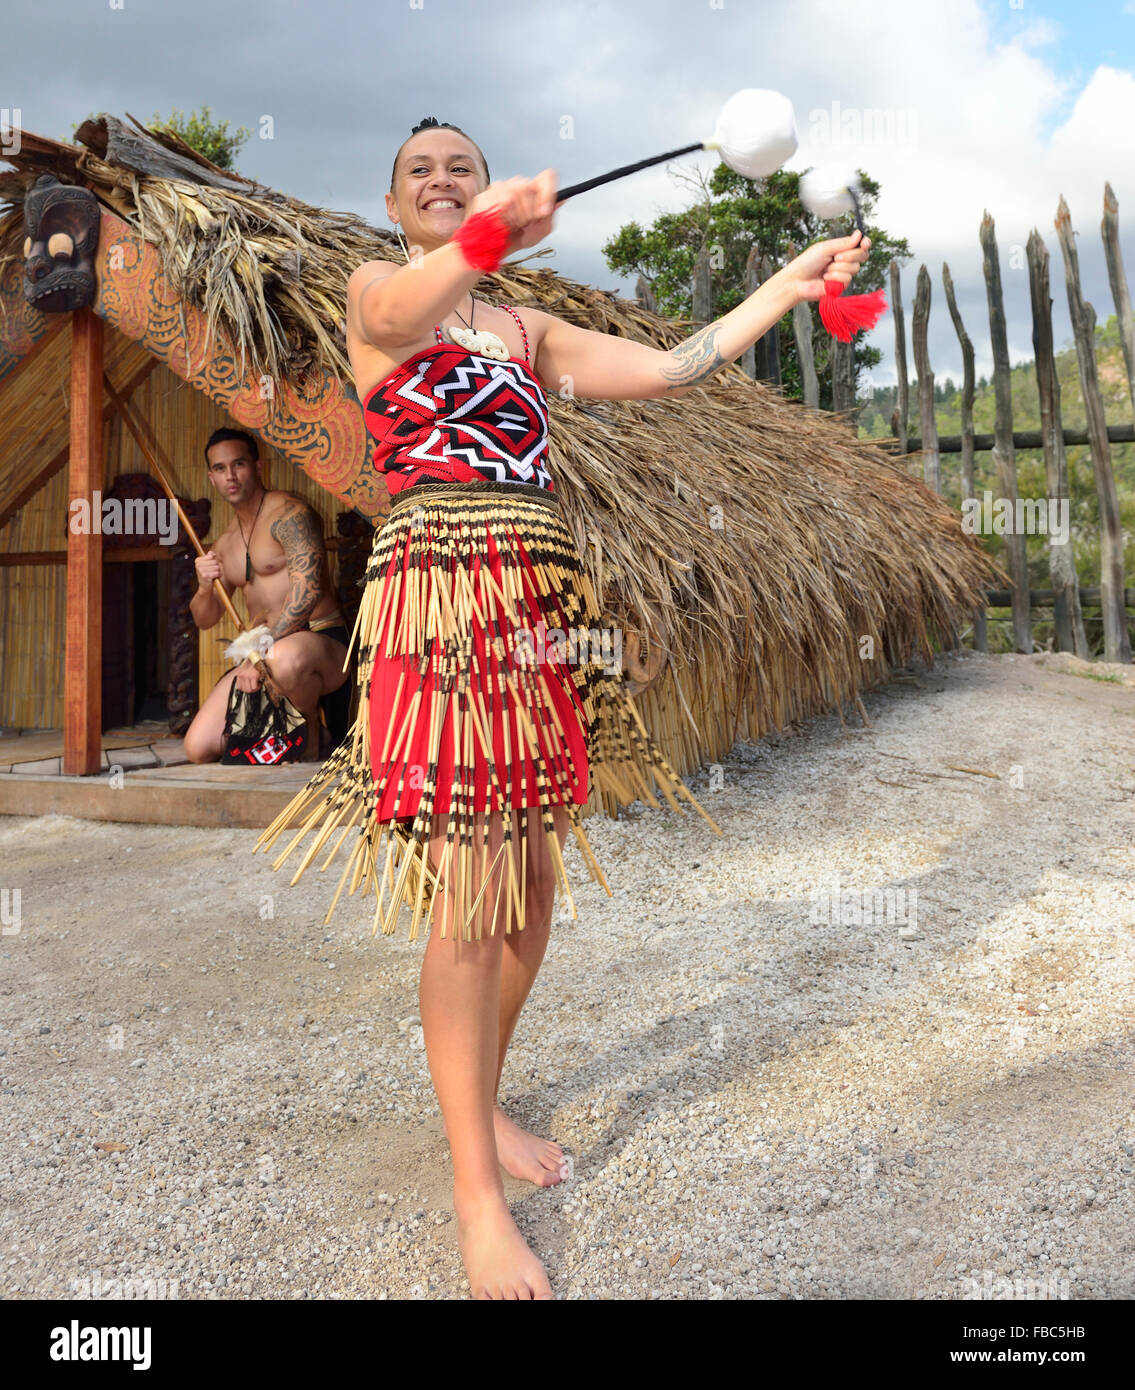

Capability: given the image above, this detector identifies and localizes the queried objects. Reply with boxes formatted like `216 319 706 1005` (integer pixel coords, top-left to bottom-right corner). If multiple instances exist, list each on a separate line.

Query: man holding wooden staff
183 428 351 763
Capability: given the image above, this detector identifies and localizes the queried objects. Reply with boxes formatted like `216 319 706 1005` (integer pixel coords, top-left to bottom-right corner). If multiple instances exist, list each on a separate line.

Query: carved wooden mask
23 175 101 313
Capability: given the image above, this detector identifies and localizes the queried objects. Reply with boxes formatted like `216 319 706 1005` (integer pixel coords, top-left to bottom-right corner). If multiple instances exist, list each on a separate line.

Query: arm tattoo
268 498 326 640
659 324 728 392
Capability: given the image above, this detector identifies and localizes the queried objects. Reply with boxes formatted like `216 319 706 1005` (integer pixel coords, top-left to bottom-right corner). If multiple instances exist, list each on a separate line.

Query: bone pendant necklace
445 295 510 362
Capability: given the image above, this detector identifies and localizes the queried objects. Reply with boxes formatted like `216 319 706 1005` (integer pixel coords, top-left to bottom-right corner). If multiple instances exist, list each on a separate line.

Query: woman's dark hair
389 117 489 194
204 427 259 463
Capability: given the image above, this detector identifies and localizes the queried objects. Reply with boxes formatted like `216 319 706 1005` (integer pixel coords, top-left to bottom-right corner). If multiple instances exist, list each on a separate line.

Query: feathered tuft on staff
224 624 275 665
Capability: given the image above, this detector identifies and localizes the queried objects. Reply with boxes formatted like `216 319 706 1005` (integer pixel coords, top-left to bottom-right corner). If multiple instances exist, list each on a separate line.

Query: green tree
602 162 911 408
148 105 250 171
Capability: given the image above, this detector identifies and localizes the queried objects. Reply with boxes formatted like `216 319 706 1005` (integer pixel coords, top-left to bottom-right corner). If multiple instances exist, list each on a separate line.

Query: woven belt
389 479 559 515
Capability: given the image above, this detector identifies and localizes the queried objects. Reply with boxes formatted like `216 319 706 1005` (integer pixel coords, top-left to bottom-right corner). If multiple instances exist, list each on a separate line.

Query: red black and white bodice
362 304 553 494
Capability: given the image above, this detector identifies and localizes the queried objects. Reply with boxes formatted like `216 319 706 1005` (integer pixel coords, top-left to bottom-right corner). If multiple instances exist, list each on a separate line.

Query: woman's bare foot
454 1191 554 1299
493 1105 566 1186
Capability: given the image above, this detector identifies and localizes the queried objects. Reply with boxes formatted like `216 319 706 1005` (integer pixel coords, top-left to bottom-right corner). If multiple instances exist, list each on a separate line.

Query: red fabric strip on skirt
369 523 590 821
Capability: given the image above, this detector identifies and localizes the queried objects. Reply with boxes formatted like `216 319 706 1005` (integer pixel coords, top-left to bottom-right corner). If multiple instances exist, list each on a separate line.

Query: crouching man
183 428 350 763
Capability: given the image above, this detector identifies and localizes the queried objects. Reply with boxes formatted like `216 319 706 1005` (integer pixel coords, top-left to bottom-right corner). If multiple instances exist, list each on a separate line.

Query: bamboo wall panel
0 564 66 728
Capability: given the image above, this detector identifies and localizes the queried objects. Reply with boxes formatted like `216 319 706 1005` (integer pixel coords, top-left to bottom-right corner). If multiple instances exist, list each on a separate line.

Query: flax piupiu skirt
255 479 718 940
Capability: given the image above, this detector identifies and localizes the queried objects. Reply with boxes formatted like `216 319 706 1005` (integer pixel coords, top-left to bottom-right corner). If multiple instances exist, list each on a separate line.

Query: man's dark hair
389 116 489 194
204 427 259 464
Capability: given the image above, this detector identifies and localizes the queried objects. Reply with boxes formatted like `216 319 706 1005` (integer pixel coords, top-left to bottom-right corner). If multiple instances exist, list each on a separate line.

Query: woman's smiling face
387 127 489 255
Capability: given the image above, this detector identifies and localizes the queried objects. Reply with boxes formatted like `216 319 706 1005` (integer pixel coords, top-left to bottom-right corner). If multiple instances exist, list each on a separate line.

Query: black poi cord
556 142 707 202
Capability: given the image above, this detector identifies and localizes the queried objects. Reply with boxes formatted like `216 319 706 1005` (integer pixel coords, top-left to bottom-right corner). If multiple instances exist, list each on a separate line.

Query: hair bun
411 117 443 134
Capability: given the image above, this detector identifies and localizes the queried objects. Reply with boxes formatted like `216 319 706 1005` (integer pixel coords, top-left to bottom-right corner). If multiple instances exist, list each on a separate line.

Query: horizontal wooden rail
985 587 1135 608
890 423 1134 455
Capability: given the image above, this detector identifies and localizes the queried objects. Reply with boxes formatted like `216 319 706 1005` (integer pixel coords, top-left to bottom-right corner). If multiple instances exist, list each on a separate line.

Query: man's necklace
236 489 266 582
445 294 510 361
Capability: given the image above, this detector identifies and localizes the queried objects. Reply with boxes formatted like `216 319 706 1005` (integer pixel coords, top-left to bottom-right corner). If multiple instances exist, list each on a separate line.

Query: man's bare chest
217 521 288 585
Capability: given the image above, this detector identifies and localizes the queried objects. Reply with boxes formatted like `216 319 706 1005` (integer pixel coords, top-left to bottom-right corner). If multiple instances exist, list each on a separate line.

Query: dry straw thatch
1 115 1000 769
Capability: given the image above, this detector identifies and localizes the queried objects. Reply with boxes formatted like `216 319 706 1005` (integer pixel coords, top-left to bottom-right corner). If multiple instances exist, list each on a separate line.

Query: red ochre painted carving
3 203 388 521
0 256 51 380
94 210 388 519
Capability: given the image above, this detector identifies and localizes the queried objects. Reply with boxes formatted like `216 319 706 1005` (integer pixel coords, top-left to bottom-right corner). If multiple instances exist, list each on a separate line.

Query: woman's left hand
785 228 872 303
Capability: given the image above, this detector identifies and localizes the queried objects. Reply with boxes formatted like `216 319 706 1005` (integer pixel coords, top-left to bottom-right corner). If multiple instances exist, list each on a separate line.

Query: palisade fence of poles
648 183 1134 665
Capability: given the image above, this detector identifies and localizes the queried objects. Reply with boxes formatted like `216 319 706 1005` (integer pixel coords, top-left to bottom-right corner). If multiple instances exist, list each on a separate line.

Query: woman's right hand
466 170 561 253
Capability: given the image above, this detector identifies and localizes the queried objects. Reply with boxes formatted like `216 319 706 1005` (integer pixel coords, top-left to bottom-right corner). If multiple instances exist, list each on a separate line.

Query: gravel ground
1 648 1133 1301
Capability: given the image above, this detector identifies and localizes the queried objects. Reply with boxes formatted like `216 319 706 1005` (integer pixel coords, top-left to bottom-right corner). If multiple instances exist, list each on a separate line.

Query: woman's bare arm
347 246 482 350
525 274 795 401
528 231 871 402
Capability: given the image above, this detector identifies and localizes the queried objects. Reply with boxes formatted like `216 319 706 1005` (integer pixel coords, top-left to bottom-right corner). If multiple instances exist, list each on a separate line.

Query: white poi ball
798 163 861 219
710 88 798 179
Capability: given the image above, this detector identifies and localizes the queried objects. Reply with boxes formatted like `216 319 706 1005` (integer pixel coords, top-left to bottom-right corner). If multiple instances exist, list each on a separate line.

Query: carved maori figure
22 175 101 313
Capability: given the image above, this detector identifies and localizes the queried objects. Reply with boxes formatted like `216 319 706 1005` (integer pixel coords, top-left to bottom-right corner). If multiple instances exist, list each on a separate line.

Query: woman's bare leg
493 807 568 1185
419 811 554 1300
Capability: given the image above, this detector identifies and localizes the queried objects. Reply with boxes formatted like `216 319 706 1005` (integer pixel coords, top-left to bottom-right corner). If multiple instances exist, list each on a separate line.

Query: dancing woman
262 116 869 1299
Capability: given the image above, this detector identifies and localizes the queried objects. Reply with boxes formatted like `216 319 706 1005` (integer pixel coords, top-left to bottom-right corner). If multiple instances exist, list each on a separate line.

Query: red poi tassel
451 207 512 272
818 279 887 342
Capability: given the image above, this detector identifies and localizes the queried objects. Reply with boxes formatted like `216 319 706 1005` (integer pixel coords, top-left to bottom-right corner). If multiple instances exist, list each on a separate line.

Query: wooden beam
888 422 1135 455
64 308 104 775
985 587 1135 609
0 353 160 532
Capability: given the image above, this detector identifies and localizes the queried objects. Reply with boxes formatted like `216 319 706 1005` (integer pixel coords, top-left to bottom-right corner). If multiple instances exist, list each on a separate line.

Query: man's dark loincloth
309 619 352 750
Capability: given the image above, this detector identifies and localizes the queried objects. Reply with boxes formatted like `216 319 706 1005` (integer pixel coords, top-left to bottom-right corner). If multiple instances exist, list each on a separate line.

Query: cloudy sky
2 0 1132 388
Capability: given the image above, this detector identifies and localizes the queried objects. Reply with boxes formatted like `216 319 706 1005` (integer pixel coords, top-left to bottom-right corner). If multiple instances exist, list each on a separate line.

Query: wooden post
64 307 104 775
634 274 657 314
1056 195 1131 663
980 212 1031 653
911 265 940 493
889 260 909 451
943 261 986 651
786 241 819 407
739 246 758 380
756 254 782 387
1026 229 1088 657
831 336 856 420
692 242 712 328
1101 182 1135 419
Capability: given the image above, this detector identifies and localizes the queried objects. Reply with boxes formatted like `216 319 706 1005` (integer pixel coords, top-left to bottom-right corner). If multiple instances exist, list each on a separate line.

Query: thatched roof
0 114 1001 762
